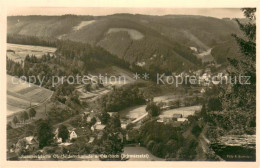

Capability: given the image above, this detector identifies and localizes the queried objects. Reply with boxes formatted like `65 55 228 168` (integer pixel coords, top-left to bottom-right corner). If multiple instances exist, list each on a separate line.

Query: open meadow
7 43 56 63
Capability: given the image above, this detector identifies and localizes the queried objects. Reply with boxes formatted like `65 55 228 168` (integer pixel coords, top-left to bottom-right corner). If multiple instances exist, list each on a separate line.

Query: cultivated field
7 75 53 116
7 43 56 63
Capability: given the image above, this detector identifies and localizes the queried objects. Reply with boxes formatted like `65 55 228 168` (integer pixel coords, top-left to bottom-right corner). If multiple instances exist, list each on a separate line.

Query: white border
0 0 259 168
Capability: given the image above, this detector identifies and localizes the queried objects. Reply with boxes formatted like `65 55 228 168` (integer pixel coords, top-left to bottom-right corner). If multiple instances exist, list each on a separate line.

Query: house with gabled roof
69 130 78 140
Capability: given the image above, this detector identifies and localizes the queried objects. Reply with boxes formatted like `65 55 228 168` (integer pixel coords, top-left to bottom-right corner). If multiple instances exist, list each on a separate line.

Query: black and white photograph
1 1 258 167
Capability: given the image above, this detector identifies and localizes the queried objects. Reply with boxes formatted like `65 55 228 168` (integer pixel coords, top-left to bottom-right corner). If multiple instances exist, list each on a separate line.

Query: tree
99 112 110 124
146 101 161 117
219 8 256 130
37 120 54 148
191 124 202 137
7 121 13 130
20 111 29 122
12 116 19 126
166 139 179 158
29 108 36 119
126 123 135 130
226 8 256 108
152 143 163 157
178 138 198 160
201 103 207 121
109 115 121 129
101 132 124 159
85 83 91 92
175 100 180 108
98 78 104 88
207 97 222 111
58 125 69 142
169 100 180 108
90 117 97 126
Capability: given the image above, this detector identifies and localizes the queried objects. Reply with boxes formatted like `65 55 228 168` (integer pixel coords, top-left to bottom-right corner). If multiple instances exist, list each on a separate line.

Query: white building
69 131 78 140
57 138 62 143
96 121 102 125
177 118 188 122
95 124 106 131
25 136 35 144
87 116 92 122
121 123 127 129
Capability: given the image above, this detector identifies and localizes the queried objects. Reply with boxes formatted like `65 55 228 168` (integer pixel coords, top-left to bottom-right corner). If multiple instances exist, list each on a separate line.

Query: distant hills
7 14 242 72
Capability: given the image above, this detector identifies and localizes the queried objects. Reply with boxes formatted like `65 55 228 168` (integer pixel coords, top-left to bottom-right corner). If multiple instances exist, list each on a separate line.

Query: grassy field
7 75 53 116
7 43 56 62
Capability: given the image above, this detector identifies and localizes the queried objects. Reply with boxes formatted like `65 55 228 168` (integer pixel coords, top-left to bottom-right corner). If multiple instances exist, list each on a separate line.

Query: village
9 99 203 159
8 64 226 159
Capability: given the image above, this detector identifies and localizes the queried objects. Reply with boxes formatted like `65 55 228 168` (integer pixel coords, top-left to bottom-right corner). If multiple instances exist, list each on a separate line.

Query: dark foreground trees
58 125 69 142
205 8 256 136
220 8 256 131
37 120 54 148
139 120 184 158
223 8 256 112
146 101 161 117
20 111 29 122
99 112 110 125
12 116 19 126
29 108 37 119
99 84 146 112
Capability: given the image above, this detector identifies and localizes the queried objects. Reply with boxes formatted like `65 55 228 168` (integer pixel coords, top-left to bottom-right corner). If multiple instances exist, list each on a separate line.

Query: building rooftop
95 124 106 130
173 114 182 118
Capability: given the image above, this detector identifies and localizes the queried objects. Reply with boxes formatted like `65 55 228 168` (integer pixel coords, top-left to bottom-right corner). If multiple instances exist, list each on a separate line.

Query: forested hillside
8 14 242 72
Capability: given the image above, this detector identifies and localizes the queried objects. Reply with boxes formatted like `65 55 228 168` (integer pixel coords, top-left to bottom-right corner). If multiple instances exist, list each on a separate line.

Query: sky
7 8 245 19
